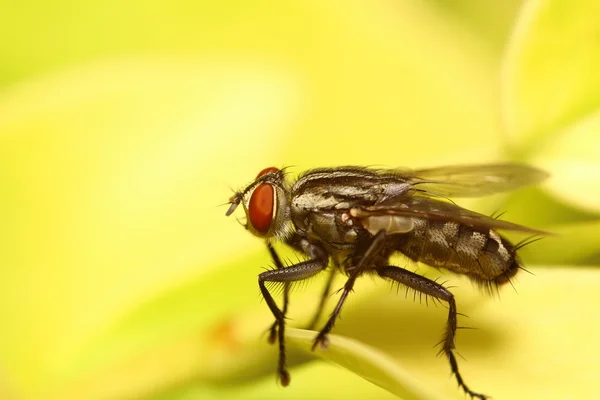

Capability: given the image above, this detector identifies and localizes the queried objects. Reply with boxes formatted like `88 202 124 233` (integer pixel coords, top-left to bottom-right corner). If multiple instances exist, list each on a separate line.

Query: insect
225 164 548 399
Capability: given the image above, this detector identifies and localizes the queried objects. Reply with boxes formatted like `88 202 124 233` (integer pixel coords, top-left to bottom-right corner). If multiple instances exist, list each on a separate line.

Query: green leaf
502 0 600 152
429 0 523 51
148 362 399 400
286 328 446 400
532 110 600 213
278 1 507 168
523 220 600 265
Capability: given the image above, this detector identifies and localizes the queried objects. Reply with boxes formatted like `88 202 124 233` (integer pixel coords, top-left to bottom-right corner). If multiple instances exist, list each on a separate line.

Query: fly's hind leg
376 265 488 400
259 253 328 386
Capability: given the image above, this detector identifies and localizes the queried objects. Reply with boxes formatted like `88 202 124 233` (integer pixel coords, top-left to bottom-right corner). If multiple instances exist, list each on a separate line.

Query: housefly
225 164 548 399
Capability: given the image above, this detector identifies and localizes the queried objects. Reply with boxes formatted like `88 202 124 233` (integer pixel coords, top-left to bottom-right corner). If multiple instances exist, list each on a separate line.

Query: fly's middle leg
258 256 328 386
376 265 488 400
312 230 387 351
306 267 336 330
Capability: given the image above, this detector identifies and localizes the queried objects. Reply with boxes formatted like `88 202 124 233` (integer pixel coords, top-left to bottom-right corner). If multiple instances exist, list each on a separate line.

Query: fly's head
226 167 292 240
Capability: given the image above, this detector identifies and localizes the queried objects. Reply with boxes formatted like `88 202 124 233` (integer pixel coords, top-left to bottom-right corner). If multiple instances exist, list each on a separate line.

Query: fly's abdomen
394 219 519 285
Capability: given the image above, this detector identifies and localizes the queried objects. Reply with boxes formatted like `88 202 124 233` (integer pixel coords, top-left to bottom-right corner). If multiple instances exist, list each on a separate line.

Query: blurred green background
1 1 599 399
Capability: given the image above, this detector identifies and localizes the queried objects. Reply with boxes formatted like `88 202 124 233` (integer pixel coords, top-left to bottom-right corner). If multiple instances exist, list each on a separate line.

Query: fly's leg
259 255 328 386
311 273 355 351
312 230 387 351
306 267 336 330
376 265 488 400
266 242 290 344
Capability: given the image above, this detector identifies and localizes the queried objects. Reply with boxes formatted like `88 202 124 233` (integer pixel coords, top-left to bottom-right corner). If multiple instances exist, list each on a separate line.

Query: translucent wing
390 163 548 197
355 196 549 234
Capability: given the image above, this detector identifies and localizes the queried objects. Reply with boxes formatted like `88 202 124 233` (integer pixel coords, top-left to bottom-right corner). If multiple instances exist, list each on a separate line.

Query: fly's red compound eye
248 183 275 235
256 166 279 178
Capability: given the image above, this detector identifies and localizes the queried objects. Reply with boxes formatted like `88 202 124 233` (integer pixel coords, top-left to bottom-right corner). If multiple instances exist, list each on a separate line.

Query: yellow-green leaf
502 0 600 150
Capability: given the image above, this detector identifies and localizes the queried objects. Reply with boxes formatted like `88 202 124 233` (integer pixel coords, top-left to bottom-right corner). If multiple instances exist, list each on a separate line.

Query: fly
225 164 549 399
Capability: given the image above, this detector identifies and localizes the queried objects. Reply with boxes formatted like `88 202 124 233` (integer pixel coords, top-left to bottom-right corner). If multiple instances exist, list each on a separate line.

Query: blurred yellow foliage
0 1 599 399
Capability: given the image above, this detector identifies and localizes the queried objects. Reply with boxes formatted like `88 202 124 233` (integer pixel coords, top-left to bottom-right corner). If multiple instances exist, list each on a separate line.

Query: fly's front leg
376 265 488 400
259 245 328 386
312 230 387 351
266 242 290 344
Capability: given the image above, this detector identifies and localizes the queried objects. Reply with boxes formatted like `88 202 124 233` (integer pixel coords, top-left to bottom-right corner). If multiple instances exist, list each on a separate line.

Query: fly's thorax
290 184 376 220
299 210 361 246
290 168 413 213
289 167 415 237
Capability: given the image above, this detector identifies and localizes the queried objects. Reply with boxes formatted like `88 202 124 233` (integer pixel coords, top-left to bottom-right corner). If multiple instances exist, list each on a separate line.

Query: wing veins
356 198 549 234
387 163 548 197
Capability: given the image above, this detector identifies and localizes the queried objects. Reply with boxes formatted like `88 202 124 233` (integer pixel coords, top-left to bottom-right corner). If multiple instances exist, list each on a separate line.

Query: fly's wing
389 163 548 197
355 196 549 234
291 164 548 233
